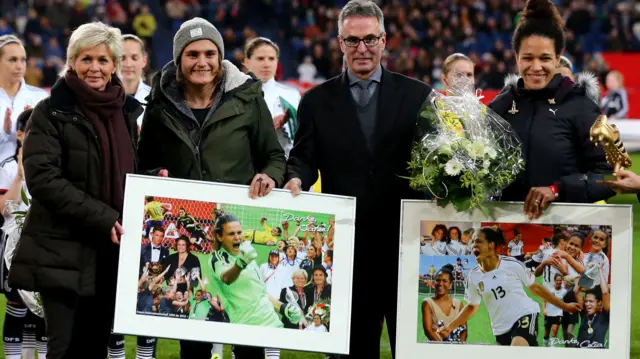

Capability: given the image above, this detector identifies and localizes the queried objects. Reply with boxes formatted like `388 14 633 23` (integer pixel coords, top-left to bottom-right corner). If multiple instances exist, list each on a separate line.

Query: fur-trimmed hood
149 59 255 124
501 72 600 104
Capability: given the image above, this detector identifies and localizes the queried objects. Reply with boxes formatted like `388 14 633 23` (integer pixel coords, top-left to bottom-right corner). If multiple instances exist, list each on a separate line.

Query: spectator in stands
131 4 156 58
440 53 475 95
136 17 285 359
284 1 433 357
243 37 302 158
297 55 317 83
488 0 615 220
121 34 151 131
0 35 48 163
24 57 42 87
7 22 142 359
600 70 629 119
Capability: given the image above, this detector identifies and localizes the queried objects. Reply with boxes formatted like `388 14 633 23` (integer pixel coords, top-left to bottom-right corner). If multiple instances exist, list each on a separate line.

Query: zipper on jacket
524 101 537 189
161 107 208 178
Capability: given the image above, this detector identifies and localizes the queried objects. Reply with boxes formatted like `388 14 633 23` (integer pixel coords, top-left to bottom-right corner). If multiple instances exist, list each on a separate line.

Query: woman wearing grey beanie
136 17 286 359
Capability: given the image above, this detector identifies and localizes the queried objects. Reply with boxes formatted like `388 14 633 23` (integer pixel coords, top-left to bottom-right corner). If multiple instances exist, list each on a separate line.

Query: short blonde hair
61 22 123 77
0 35 24 59
292 269 308 281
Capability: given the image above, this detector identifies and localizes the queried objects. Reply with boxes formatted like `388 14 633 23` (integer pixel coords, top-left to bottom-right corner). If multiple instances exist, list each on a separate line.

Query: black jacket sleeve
286 91 319 190
23 102 119 235
557 97 616 202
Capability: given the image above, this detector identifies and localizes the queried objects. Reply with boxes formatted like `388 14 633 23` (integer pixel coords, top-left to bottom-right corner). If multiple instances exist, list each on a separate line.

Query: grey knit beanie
173 17 224 65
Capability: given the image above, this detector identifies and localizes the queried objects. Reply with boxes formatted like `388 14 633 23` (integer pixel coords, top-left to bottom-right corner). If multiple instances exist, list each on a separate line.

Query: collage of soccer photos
135 195 335 334
418 221 612 349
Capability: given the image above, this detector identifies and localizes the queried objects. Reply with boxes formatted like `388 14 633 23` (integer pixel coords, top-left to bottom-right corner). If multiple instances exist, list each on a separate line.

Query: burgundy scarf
64 71 134 214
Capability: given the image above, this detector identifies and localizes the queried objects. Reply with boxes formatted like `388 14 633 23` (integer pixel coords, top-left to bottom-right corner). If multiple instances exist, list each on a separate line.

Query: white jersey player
243 37 301 158
583 230 610 288
439 227 581 346
536 233 584 291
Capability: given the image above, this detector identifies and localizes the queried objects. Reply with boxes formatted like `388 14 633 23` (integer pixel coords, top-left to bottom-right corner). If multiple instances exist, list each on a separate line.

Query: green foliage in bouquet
406 75 525 215
12 187 31 231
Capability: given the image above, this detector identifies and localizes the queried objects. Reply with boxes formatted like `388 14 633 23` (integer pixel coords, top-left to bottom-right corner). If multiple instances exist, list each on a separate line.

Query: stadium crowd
0 0 639 91
0 0 636 359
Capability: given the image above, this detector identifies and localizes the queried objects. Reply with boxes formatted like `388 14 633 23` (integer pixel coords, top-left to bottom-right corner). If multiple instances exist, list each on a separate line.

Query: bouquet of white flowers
3 188 44 317
407 72 525 215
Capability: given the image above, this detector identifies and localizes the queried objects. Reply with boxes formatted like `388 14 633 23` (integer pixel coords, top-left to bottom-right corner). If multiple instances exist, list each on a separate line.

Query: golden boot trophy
589 114 632 180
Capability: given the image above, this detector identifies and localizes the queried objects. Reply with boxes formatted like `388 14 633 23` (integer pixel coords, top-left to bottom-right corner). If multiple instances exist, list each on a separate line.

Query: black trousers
40 243 119 359
339 243 399 358
179 340 212 359
41 290 114 359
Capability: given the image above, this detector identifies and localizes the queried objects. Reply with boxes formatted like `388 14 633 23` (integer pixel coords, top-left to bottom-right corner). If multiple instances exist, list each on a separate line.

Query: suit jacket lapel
373 68 402 156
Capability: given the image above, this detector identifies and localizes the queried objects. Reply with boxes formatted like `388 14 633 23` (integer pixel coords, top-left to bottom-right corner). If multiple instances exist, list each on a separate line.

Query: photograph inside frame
136 195 334 334
418 221 611 349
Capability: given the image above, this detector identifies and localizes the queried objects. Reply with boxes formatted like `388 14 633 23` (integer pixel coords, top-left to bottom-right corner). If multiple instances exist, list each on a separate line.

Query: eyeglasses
341 34 383 48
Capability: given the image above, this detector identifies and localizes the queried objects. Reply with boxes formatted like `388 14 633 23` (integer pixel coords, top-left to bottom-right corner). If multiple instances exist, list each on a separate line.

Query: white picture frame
396 200 632 359
113 174 356 354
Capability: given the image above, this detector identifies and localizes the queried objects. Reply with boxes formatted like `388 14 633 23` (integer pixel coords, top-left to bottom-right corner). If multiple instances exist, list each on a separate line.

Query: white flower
479 169 489 177
465 141 486 158
485 146 497 159
444 159 463 176
482 160 491 169
439 144 453 156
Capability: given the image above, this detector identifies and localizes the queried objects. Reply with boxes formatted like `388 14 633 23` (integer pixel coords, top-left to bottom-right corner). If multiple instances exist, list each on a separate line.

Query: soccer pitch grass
0 153 639 358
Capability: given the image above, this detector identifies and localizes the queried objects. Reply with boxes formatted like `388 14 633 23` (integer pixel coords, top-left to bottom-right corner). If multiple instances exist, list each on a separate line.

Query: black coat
287 67 432 276
488 73 615 203
8 78 142 297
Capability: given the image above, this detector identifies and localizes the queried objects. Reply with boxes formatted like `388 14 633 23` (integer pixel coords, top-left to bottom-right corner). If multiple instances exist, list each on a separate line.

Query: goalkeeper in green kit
210 213 303 330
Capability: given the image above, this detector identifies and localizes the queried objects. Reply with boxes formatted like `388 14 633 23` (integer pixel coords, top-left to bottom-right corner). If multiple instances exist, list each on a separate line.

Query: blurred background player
440 53 475 95
558 55 575 80
121 34 151 132
243 37 301 159
0 35 48 164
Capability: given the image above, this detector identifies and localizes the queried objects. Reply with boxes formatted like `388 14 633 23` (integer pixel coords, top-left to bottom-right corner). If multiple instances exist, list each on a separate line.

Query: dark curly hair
436 264 455 282
512 0 565 56
479 226 506 248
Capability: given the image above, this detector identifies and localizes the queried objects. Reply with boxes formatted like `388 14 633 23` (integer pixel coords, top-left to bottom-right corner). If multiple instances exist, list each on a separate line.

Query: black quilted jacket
8 77 142 296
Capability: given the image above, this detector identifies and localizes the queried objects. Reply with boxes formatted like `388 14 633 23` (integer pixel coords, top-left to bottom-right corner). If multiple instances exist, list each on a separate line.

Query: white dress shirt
262 78 301 158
